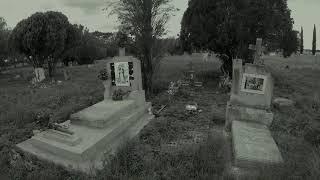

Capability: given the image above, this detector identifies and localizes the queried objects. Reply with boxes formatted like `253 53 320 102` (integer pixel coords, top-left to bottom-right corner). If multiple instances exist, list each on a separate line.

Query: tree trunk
47 58 56 80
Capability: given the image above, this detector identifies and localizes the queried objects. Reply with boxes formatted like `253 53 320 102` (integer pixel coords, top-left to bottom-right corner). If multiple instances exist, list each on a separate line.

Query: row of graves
17 49 154 172
226 38 283 177
17 39 284 177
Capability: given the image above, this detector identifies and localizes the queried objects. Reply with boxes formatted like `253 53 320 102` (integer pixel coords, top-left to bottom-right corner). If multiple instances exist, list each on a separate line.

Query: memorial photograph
241 73 267 94
114 62 130 86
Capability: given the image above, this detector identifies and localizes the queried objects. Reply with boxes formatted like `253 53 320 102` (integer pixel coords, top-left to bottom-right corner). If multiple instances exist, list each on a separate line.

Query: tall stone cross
249 38 264 65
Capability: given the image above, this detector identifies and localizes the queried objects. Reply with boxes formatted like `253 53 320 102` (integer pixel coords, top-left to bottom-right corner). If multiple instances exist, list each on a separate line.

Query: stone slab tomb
232 121 283 169
225 38 283 173
17 50 154 173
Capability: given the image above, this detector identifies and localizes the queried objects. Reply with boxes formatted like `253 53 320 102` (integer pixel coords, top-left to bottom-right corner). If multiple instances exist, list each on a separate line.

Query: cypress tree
312 24 316 55
300 27 304 54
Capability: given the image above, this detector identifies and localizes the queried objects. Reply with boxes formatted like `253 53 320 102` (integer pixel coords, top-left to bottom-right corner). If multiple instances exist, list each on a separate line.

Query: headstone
182 62 203 87
107 56 145 104
225 39 283 177
229 61 274 110
63 68 71 80
17 53 154 173
34 68 45 82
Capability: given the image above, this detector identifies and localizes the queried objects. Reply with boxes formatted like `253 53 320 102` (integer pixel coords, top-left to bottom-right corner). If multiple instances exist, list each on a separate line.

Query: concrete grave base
232 120 283 169
225 102 273 131
273 97 295 108
70 100 138 128
17 101 153 173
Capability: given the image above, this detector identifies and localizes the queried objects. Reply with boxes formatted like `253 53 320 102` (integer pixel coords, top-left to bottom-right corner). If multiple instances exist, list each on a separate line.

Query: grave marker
225 38 283 178
181 61 203 87
17 53 153 173
34 68 45 82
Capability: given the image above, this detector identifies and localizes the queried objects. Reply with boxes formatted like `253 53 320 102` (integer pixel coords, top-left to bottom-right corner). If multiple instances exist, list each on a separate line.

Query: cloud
59 0 106 14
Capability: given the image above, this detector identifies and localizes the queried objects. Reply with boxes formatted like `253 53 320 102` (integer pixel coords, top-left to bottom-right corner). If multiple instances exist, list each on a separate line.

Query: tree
282 29 299 57
300 27 304 54
10 11 72 78
180 0 296 76
0 17 10 69
106 0 178 97
312 24 317 55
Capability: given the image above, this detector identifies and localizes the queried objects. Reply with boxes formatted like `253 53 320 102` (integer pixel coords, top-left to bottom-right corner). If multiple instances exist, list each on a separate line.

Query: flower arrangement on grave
218 73 232 92
167 80 182 102
112 89 131 101
98 68 109 80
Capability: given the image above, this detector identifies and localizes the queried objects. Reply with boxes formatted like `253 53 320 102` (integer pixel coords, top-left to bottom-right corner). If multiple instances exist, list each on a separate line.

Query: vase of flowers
98 68 111 100
112 89 131 101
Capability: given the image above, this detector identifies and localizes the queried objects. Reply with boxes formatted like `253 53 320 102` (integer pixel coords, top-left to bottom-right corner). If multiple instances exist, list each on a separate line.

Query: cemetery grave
16 50 154 173
226 39 284 178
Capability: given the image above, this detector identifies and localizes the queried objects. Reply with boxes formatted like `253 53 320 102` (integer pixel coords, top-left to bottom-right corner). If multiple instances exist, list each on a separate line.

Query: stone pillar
103 80 112 100
231 59 243 95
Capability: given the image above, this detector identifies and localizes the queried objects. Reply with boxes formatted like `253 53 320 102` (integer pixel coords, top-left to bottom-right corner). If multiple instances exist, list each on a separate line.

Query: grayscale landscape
0 0 319 179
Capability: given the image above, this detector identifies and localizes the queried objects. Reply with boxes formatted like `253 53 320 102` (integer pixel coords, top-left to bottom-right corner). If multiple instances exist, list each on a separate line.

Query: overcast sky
0 0 318 49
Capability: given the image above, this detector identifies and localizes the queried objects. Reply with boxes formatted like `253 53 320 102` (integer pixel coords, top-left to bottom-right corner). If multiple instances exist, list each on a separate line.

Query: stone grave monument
17 48 154 173
181 61 203 87
225 38 283 175
34 68 46 82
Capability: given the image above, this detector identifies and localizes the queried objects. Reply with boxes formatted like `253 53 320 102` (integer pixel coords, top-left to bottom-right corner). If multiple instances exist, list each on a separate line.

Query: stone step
31 103 149 160
232 120 283 169
17 102 153 173
70 100 137 128
226 102 274 131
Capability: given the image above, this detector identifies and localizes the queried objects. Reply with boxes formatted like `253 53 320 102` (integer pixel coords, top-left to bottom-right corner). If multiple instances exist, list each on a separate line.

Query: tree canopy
0 17 10 66
312 25 317 55
300 27 304 54
9 11 71 71
180 0 298 71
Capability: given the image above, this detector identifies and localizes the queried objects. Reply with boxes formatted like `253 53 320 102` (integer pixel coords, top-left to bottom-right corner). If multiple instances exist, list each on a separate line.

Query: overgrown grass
0 64 105 179
98 131 226 180
264 56 320 179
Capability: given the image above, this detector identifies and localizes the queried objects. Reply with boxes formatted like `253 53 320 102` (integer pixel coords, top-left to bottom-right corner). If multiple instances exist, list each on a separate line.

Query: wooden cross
249 38 264 65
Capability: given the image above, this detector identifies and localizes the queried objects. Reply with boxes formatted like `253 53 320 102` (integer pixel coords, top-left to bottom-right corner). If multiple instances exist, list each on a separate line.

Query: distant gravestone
34 68 45 82
63 68 71 80
182 62 203 87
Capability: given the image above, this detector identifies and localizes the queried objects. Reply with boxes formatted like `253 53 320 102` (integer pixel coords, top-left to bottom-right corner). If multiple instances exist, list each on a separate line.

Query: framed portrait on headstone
241 73 267 94
114 62 130 86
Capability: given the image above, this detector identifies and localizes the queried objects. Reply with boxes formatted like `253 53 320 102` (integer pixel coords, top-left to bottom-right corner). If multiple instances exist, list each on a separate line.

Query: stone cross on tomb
249 38 264 65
